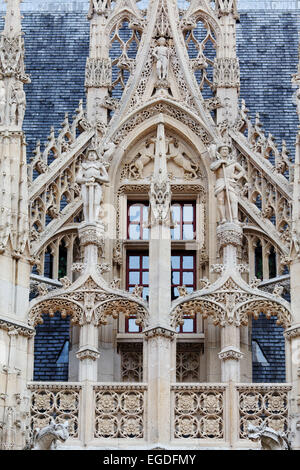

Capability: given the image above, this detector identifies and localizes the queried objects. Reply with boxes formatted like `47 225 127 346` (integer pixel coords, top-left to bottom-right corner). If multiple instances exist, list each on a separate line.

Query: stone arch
170 298 226 329
28 297 84 328
236 299 292 329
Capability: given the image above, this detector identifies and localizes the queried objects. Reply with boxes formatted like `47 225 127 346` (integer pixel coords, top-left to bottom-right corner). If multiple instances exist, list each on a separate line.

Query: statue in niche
168 138 198 179
0 80 6 125
210 144 245 224
152 37 169 81
10 81 26 127
129 139 156 179
76 149 109 223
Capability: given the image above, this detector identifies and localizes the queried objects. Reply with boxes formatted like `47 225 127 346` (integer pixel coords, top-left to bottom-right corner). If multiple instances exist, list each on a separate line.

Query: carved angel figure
76 149 109 223
152 37 169 81
210 145 245 224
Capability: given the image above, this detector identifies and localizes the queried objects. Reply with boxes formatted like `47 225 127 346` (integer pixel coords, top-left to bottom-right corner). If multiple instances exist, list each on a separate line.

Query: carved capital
284 325 300 341
76 347 100 361
144 326 176 341
218 346 244 361
213 58 240 89
217 222 243 248
78 223 105 248
85 58 112 88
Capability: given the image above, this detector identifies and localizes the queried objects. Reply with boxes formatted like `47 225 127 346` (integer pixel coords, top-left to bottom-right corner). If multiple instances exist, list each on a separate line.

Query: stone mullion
262 239 269 280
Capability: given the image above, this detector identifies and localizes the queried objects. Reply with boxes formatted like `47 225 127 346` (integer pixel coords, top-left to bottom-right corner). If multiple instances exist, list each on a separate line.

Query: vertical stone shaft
145 119 176 445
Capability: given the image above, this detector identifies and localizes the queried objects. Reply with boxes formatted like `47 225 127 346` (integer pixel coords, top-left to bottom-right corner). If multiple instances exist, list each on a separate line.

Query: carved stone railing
27 382 81 439
171 384 226 440
237 384 292 440
93 384 147 439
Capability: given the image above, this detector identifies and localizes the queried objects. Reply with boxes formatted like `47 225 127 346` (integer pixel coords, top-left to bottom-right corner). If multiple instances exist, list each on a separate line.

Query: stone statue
31 419 69 450
248 423 290 450
76 149 109 223
210 145 245 224
152 37 169 81
10 81 26 127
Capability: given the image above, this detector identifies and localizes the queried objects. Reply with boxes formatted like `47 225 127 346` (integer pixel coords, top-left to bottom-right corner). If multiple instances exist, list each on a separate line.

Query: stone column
217 222 244 383
144 119 176 445
144 328 176 444
76 223 103 382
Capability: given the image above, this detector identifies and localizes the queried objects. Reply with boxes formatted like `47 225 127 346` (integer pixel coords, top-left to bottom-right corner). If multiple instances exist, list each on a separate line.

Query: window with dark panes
127 202 149 240
126 252 149 332
171 202 196 240
171 251 196 333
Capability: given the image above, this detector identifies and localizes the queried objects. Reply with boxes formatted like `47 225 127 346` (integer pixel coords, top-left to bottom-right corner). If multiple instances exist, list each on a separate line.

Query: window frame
125 250 149 332
171 200 196 241
127 201 149 241
171 250 197 333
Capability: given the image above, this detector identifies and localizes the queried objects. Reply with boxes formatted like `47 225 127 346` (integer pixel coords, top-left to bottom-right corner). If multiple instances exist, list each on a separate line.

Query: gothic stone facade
0 0 300 450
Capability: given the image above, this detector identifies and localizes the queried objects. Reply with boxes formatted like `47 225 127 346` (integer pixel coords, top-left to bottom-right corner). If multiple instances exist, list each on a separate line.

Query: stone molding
0 319 35 338
76 347 100 361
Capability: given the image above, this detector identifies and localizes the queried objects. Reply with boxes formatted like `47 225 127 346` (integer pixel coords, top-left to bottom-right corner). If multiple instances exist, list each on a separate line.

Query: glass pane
183 271 194 285
183 224 194 240
171 226 181 240
142 271 149 284
173 287 179 298
129 256 140 269
172 271 180 284
142 227 149 240
129 205 141 221
171 256 180 269
129 224 141 240
142 256 149 269
171 204 181 222
182 318 195 333
182 256 194 269
143 287 149 301
128 318 140 333
183 204 194 222
186 286 194 294
129 271 140 284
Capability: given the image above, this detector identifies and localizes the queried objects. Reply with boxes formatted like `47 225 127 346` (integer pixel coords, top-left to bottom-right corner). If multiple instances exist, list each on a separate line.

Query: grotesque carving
76 149 109 223
31 420 69 450
247 423 290 450
210 145 245 224
153 37 169 81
